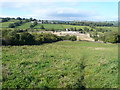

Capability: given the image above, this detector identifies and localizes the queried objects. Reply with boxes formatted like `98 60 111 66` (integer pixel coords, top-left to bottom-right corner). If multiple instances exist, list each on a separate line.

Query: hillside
2 41 118 88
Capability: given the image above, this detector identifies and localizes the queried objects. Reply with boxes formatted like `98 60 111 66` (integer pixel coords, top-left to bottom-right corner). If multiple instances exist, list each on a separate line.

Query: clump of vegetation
59 35 77 41
8 21 25 28
30 21 38 29
2 30 77 45
97 32 119 43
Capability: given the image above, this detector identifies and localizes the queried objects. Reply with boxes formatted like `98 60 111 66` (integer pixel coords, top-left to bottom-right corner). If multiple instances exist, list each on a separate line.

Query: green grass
41 24 64 30
17 22 32 29
34 24 41 29
2 41 118 88
62 25 92 30
0 22 14 28
96 26 118 32
0 20 118 32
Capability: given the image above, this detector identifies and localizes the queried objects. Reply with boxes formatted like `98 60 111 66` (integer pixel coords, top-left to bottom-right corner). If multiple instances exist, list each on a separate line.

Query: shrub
98 32 119 43
58 35 77 41
2 30 77 45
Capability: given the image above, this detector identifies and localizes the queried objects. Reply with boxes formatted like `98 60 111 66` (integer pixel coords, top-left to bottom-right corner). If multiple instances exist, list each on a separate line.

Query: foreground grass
2 41 118 88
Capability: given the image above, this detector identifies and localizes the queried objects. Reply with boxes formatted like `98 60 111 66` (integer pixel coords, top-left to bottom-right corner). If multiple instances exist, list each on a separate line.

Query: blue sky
0 0 118 21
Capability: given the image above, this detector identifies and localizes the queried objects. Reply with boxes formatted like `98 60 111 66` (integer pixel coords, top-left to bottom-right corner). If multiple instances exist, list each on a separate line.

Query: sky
0 0 119 21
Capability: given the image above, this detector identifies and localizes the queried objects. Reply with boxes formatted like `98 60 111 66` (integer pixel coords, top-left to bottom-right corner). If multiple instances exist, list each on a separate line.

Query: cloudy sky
0 0 119 21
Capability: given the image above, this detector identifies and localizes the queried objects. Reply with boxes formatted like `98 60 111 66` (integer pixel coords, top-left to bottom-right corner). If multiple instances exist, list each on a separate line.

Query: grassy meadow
17 22 32 29
96 26 118 32
2 41 118 88
0 22 14 28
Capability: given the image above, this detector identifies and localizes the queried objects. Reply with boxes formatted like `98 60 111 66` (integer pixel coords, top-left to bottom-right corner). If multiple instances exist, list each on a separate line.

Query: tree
74 27 77 31
25 19 29 22
30 25 34 28
69 35 77 41
30 18 33 21
19 32 35 45
8 23 15 28
40 25 45 29
84 27 89 32
33 21 38 26
16 17 22 20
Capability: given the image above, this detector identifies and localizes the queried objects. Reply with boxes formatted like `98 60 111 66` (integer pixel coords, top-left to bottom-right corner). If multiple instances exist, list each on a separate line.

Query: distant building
66 28 69 31
37 21 42 24
30 21 34 23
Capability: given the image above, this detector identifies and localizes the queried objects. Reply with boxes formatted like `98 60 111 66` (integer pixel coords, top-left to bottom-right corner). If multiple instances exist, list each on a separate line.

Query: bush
19 33 35 45
98 32 119 43
58 35 77 41
34 33 58 44
8 23 15 28
2 30 77 46
2 30 35 45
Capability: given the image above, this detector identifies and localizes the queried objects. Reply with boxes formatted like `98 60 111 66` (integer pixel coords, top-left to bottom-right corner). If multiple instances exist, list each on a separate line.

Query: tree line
1 17 115 26
2 30 77 45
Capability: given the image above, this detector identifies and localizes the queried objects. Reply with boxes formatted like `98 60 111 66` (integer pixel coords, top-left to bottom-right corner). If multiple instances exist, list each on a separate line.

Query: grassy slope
62 25 92 30
41 24 64 30
2 41 118 88
96 26 118 32
0 21 118 32
34 24 41 29
17 22 32 29
0 22 14 28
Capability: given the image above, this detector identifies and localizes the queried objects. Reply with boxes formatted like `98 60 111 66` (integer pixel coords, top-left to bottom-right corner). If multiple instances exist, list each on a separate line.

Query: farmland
17 22 32 29
96 26 118 32
2 41 118 88
1 17 119 88
0 19 117 32
0 22 14 28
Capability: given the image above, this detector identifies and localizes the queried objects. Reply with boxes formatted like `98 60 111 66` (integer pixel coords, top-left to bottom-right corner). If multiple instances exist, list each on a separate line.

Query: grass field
96 26 118 32
17 22 32 29
0 21 118 32
0 22 14 28
34 24 41 29
34 24 95 31
41 24 64 30
62 25 92 30
2 41 118 88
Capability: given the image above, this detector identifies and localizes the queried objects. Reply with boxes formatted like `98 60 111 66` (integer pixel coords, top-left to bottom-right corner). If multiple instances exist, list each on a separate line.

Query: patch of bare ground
94 47 106 50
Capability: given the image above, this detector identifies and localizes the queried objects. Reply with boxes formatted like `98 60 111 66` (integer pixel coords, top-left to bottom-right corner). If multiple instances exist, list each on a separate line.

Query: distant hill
105 21 118 26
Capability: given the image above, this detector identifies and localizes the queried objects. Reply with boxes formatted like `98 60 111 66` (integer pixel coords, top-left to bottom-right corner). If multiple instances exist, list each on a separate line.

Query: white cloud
0 0 118 21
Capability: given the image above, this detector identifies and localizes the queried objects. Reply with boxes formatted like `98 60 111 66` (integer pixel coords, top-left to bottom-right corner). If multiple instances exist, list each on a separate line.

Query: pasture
0 20 118 33
17 22 32 29
62 25 92 30
96 26 118 32
0 22 14 28
41 24 64 30
2 41 118 88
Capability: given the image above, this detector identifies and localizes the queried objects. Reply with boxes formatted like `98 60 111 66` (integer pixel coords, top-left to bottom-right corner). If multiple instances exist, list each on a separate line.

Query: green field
2 41 118 88
96 26 118 32
0 21 118 32
34 24 92 30
62 25 92 30
17 22 32 29
34 24 41 29
41 24 64 30
0 22 14 28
